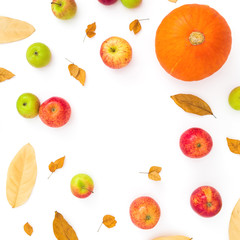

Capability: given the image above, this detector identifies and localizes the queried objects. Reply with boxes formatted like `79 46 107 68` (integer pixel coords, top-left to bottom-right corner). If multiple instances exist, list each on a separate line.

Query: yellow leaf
53 211 78 240
168 0 178 3
24 222 33 236
229 199 240 240
0 68 15 82
6 144 37 208
0 16 35 43
227 138 240 154
171 94 215 117
68 64 86 86
103 215 117 228
85 22 96 39
153 236 191 240
129 19 142 34
148 166 162 181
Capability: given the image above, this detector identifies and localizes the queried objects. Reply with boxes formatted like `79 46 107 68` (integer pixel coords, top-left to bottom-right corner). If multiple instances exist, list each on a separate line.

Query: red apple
190 186 222 217
39 97 71 128
180 127 213 158
130 196 160 229
98 0 117 5
100 36 132 69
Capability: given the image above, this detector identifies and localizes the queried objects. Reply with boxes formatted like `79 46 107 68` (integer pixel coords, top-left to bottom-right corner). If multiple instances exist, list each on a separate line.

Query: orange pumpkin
155 4 232 81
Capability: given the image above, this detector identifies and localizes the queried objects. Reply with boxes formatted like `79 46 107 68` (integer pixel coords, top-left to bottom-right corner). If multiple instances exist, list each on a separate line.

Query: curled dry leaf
168 0 178 3
6 144 37 208
0 16 35 43
85 22 96 40
148 166 162 181
129 20 142 34
98 215 117 231
229 199 240 240
171 94 215 117
153 236 192 240
227 138 240 154
68 64 86 86
24 222 33 236
49 156 65 173
53 211 78 240
0 68 15 82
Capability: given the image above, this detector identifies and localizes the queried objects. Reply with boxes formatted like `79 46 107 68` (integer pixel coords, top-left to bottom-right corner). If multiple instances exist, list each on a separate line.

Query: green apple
121 0 142 8
71 173 94 198
229 86 240 110
16 93 40 118
26 43 51 68
51 0 77 20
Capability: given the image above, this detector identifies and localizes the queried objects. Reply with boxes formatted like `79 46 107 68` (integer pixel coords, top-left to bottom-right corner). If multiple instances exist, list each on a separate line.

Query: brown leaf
53 211 78 240
168 0 178 2
148 166 162 181
85 22 96 38
171 94 215 117
129 20 142 34
0 68 15 82
24 222 33 236
227 138 240 154
68 64 86 86
0 17 35 43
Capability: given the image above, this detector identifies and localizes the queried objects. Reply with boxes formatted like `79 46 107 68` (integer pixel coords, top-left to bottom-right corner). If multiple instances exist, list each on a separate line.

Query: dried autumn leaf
0 16 35 43
98 215 117 231
171 94 215 117
227 138 240 154
49 156 65 173
53 211 78 240
68 64 86 86
103 215 117 228
229 199 240 240
85 22 96 39
148 166 162 181
153 236 192 240
129 19 142 34
0 68 15 82
6 144 37 208
168 0 178 3
49 162 57 172
24 222 33 236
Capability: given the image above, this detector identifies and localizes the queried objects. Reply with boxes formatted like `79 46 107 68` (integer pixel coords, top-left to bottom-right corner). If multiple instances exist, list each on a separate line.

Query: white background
0 0 240 239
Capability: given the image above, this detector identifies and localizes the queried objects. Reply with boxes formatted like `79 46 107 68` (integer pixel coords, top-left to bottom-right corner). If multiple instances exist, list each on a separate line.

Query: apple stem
82 187 94 193
138 18 150 21
51 2 62 6
97 222 103 232
48 172 54 179
65 58 74 64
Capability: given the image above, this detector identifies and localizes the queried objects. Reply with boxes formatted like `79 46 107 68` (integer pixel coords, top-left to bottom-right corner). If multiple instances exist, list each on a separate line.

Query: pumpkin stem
189 31 205 46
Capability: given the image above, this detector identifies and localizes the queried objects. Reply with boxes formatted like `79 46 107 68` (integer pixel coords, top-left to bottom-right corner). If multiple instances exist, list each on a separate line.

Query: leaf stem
65 58 74 64
48 172 54 179
139 172 149 174
97 222 103 232
138 18 150 21
212 113 217 119
83 34 87 43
